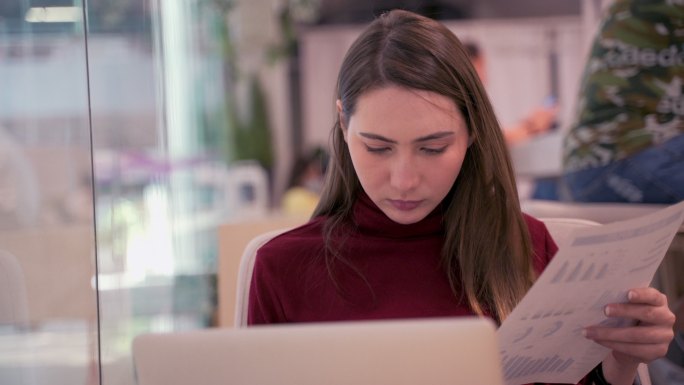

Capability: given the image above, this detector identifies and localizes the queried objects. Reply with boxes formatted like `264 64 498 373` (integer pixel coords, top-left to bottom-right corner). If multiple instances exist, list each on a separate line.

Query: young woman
248 10 675 385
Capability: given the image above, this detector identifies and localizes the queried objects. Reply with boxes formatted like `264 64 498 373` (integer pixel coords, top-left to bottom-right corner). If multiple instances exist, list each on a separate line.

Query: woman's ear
336 99 348 141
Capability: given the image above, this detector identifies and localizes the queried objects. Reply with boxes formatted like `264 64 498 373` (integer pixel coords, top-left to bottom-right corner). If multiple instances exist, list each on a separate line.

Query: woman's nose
389 156 420 192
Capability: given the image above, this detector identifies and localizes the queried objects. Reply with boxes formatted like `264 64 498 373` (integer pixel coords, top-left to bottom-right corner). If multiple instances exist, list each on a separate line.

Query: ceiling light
25 6 82 23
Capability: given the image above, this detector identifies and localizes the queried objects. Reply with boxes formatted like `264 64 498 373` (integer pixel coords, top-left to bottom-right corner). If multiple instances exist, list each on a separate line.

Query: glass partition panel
0 1 99 385
86 1 235 383
2 0 296 383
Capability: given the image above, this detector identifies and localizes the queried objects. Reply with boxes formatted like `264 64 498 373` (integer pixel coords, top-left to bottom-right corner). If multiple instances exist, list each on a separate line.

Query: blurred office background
0 0 604 384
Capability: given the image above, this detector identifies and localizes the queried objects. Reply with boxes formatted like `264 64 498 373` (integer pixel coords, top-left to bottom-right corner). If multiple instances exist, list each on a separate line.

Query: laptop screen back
133 317 504 385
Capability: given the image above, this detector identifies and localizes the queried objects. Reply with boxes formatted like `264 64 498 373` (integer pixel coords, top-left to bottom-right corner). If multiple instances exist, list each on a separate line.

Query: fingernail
604 306 611 316
627 290 635 301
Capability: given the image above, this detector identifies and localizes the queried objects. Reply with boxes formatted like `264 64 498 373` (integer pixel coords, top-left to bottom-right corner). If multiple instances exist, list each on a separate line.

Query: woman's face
341 85 470 225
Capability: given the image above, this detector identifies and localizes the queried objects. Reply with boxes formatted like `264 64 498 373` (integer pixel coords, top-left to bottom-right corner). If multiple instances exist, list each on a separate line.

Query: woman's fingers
674 298 684 332
626 287 668 307
604 302 676 326
600 288 675 326
592 339 669 363
584 324 673 344
584 287 676 365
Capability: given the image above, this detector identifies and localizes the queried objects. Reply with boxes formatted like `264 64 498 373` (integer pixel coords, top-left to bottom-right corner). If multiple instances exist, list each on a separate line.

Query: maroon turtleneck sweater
249 193 557 324
248 193 590 385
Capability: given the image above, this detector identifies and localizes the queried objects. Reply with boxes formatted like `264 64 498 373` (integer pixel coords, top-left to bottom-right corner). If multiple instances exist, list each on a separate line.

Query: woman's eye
365 145 390 154
421 146 447 155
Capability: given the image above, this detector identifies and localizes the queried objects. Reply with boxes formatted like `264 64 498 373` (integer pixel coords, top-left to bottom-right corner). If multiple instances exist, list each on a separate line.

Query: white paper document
498 201 684 385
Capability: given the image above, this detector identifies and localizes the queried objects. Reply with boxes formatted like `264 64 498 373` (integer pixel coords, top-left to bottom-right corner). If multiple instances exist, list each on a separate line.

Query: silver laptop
132 317 504 385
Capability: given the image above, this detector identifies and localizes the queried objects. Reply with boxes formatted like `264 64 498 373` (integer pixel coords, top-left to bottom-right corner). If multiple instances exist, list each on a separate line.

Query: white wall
232 0 294 203
298 16 586 149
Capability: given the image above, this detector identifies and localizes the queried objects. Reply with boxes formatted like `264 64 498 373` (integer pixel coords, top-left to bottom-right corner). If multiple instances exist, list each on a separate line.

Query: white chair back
539 217 600 247
233 228 290 328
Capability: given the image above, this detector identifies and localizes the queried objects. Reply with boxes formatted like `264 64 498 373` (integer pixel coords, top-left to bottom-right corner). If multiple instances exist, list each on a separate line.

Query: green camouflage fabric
563 0 684 172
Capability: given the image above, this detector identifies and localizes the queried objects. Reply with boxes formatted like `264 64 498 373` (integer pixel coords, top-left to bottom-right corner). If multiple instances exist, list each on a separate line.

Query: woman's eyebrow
412 131 455 143
358 132 397 143
358 131 454 144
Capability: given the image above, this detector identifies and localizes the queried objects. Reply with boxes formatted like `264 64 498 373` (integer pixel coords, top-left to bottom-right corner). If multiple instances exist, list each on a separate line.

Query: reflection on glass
88 1 231 384
2 0 290 383
0 1 98 385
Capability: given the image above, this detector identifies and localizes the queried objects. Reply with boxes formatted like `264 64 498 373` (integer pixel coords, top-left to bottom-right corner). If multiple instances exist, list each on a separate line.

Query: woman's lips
388 199 422 211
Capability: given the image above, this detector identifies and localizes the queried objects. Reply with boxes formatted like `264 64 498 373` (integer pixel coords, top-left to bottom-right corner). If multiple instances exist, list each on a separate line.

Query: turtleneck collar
352 190 445 239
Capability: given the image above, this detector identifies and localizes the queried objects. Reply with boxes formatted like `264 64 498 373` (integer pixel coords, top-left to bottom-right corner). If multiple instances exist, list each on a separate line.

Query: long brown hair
312 9 534 324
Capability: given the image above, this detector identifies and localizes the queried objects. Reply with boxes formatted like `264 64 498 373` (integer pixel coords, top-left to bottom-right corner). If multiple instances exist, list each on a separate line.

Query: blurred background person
561 0 684 204
464 41 560 145
281 146 329 217
559 1 684 382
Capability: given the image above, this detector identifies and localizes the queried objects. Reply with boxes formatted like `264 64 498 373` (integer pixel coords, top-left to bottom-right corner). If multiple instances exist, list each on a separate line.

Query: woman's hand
503 104 559 144
674 297 684 333
524 104 559 135
583 287 675 385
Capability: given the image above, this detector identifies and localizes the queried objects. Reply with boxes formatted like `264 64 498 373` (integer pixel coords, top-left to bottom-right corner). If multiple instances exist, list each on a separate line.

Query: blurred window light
25 7 82 23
